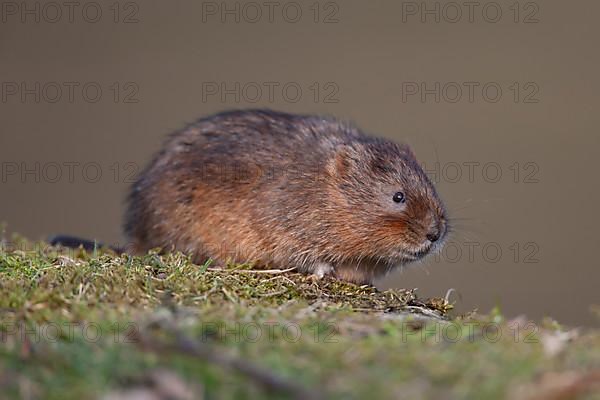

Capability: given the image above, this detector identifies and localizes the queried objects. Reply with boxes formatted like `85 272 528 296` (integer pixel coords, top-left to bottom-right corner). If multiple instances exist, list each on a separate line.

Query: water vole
124 109 448 284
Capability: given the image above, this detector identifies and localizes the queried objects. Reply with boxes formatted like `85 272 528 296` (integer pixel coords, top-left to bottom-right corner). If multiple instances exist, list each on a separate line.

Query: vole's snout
426 230 440 243
426 215 446 244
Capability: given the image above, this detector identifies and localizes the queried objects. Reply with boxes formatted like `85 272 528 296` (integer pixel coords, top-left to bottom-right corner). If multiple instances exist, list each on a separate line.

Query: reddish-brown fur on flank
125 109 447 284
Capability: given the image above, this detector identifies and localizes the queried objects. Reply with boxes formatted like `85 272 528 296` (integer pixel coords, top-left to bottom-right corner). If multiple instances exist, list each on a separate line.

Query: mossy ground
0 237 599 399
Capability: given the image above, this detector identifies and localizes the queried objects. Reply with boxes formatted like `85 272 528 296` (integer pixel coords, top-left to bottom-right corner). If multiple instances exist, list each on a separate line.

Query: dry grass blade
206 266 298 274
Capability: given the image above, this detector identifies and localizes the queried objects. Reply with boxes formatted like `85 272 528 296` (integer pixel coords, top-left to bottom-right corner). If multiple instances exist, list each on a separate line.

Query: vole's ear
327 145 360 179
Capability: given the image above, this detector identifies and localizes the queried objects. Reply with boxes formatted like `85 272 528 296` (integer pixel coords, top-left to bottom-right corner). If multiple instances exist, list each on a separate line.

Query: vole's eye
393 192 405 203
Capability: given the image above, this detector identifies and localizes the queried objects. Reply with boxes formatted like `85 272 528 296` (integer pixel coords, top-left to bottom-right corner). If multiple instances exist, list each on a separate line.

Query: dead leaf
541 330 579 357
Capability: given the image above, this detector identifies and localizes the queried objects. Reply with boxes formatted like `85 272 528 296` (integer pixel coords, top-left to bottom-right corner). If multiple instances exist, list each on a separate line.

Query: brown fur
124 109 447 284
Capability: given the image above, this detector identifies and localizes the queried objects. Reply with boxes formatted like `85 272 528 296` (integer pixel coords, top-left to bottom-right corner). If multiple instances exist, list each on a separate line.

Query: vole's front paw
308 262 334 281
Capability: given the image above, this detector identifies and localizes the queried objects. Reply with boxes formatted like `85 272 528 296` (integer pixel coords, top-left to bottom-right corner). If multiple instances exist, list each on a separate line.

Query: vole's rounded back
125 109 447 284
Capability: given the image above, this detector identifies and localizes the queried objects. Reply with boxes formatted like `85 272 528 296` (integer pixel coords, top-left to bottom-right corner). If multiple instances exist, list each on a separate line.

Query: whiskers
443 197 501 242
413 258 431 275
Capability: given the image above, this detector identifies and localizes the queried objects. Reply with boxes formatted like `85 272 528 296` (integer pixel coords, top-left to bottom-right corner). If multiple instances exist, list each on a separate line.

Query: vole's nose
426 217 445 243
426 231 440 243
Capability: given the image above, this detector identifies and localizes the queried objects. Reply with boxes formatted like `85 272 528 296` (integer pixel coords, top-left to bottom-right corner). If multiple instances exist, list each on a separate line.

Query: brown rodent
124 109 448 284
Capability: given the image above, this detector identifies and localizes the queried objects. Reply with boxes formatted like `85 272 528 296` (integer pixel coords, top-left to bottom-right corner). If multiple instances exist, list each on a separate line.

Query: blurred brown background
1 0 598 326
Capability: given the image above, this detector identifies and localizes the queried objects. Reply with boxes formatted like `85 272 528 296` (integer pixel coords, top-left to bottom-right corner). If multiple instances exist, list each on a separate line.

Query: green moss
0 239 598 399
